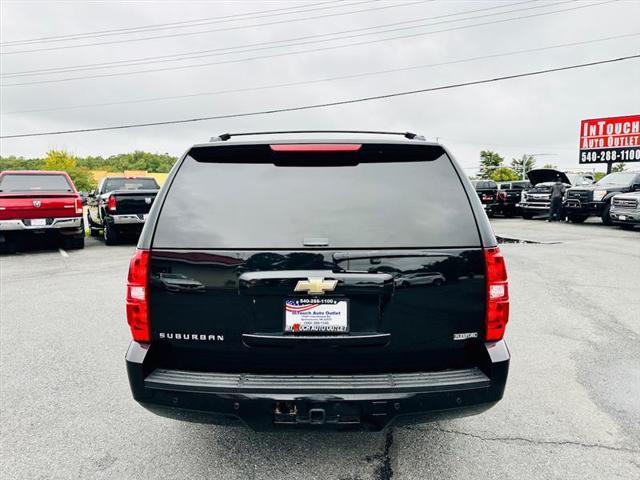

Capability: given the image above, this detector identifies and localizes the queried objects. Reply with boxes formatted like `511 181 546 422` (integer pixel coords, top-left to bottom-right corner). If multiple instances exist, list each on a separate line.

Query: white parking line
58 248 69 258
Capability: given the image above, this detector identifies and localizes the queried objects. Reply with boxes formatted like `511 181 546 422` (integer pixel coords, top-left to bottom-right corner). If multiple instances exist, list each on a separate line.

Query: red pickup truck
0 170 85 252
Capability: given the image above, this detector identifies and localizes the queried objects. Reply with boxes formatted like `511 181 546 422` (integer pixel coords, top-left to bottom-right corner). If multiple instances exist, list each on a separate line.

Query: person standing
548 175 566 222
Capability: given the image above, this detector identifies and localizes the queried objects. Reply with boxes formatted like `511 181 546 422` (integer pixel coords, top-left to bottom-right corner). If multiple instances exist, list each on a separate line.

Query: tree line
0 150 177 191
476 150 624 182
478 151 549 182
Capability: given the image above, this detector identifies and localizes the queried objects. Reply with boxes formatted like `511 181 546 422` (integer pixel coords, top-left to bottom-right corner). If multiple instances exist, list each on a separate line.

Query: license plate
31 218 47 226
619 215 626 220
285 298 348 334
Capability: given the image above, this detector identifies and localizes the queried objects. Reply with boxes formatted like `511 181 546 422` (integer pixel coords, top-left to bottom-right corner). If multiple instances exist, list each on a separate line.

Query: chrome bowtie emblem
294 277 338 295
145 197 152 205
33 200 41 208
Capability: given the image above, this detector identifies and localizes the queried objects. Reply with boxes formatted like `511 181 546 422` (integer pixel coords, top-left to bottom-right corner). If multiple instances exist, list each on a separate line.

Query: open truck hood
527 169 571 186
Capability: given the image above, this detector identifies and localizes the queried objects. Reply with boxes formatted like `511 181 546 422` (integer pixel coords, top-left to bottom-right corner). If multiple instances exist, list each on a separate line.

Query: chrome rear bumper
0 216 82 231
110 214 147 225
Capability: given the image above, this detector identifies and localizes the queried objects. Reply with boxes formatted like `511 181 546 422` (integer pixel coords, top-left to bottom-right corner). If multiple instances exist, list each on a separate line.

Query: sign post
579 115 640 173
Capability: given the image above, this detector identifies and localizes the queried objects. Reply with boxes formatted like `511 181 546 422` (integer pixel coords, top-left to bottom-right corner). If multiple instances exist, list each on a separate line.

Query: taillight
74 197 83 215
107 195 117 211
126 249 150 342
484 247 509 341
500 191 507 201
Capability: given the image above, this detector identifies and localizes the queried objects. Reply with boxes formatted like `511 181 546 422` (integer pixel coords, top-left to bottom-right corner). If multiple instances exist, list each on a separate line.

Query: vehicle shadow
0 236 66 255
174 421 454 479
176 422 389 478
91 233 139 247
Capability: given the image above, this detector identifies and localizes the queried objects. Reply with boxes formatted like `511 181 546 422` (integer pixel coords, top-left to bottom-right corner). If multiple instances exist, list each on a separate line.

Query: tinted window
472 181 496 189
0 173 72 192
511 181 530 190
153 146 480 248
596 172 639 187
103 177 159 192
566 174 592 186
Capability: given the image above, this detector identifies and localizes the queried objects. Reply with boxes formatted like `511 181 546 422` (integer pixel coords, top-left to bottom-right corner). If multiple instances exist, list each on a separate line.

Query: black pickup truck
87 176 160 245
495 181 530 217
564 171 640 224
470 180 498 216
125 131 510 431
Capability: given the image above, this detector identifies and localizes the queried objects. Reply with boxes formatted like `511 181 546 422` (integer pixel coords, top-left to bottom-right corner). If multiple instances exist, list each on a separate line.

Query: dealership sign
579 114 640 164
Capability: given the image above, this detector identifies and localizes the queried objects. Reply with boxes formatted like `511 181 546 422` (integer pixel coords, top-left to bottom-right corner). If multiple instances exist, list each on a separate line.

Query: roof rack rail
210 130 425 142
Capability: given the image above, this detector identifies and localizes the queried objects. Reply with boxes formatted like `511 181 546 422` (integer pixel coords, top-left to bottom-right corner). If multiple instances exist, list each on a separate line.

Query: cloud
1 0 639 174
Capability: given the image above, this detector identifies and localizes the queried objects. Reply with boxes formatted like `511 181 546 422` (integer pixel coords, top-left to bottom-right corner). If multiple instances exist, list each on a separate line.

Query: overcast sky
1 0 639 174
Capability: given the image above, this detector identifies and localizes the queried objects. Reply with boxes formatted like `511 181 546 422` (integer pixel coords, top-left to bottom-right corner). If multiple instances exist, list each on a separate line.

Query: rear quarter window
152 144 481 249
0 174 73 193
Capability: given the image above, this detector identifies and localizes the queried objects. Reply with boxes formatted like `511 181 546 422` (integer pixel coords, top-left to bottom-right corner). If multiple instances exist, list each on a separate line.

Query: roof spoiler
209 130 426 142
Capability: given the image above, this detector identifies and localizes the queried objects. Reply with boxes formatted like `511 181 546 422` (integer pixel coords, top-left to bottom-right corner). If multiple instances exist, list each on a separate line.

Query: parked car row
0 170 160 252
470 168 640 228
563 171 640 226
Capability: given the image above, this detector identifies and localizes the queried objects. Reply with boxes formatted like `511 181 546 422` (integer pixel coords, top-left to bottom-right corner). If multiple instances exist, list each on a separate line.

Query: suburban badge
453 332 479 341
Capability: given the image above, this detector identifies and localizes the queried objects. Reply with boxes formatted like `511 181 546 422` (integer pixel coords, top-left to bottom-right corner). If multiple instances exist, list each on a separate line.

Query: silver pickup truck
610 191 640 228
518 169 593 219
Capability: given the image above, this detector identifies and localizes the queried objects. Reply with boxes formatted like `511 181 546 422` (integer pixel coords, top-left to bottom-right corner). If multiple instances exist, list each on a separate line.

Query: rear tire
104 222 119 245
600 203 612 225
568 214 588 224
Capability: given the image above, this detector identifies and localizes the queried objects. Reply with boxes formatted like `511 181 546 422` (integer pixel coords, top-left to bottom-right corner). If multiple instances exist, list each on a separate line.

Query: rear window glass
103 178 159 192
0 173 72 193
153 145 480 248
472 181 497 189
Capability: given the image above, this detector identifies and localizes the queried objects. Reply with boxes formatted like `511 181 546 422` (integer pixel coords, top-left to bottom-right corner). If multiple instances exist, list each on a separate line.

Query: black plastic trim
145 367 489 395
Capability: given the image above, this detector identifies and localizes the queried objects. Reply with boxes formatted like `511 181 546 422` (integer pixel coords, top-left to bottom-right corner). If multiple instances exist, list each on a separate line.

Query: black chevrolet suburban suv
125 132 510 431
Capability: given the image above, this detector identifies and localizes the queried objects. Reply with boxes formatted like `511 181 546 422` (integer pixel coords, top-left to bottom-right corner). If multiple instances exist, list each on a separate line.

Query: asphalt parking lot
1 218 639 480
